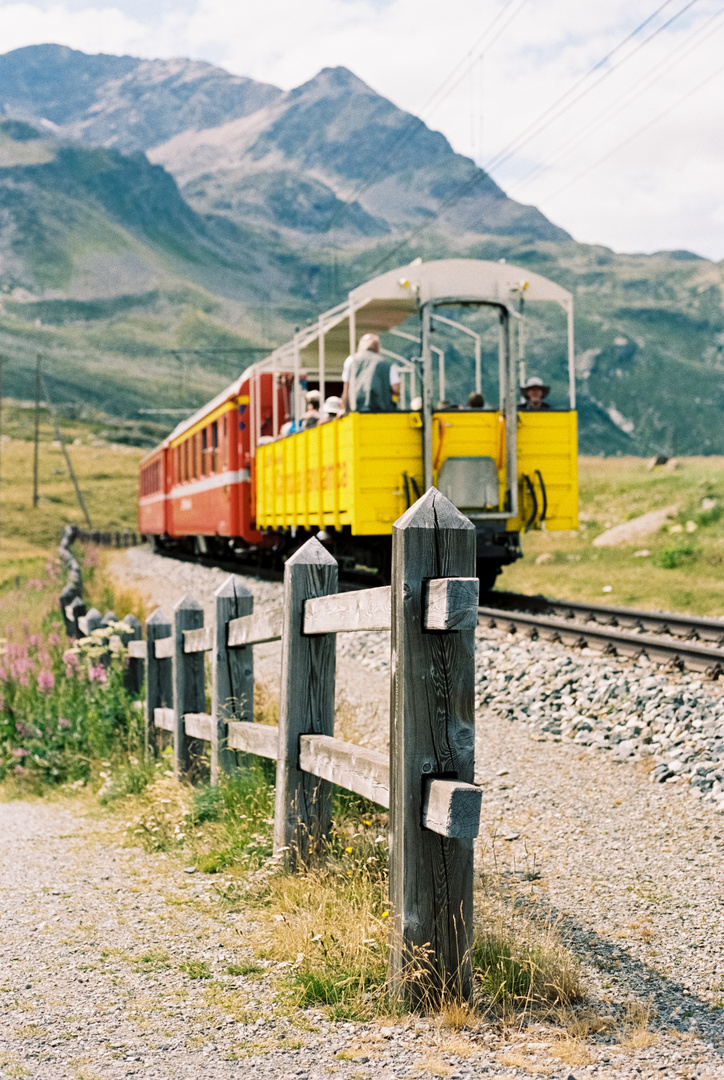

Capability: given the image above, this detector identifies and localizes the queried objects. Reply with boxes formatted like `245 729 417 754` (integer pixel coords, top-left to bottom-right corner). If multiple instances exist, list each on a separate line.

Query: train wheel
476 562 501 595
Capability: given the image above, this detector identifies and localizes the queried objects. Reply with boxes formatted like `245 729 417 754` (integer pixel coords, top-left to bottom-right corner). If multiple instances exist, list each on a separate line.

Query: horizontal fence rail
59 488 483 1004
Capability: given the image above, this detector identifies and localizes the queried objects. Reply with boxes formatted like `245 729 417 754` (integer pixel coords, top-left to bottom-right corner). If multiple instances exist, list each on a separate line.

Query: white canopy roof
168 257 573 442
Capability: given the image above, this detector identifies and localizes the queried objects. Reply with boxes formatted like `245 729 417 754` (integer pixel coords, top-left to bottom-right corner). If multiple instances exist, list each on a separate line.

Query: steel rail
486 590 724 645
479 603 724 676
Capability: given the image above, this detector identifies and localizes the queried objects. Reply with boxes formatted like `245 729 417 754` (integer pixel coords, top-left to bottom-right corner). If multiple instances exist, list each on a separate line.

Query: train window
202 427 209 476
183 440 189 482
193 433 199 478
211 420 218 472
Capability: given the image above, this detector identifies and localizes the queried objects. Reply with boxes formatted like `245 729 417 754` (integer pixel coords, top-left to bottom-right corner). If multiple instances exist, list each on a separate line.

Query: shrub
653 544 697 570
0 608 142 788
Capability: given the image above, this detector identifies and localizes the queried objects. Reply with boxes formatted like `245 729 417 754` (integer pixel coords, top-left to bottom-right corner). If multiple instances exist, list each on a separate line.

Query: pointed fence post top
214 574 253 600
85 606 101 620
68 596 85 611
101 610 117 625
173 593 203 613
285 536 338 567
393 487 475 533
123 613 142 631
146 607 171 626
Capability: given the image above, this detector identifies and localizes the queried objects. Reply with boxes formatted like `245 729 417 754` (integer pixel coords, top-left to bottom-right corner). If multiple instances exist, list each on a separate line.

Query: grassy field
499 456 724 616
0 404 144 590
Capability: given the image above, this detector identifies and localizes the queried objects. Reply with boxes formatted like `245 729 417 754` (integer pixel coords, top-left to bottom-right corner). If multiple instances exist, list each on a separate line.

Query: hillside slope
0 45 723 456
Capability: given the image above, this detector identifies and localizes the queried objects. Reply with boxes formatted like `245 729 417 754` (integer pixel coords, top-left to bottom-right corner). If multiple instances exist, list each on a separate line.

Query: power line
365 0 706 273
320 0 529 254
536 57 724 202
509 3 724 193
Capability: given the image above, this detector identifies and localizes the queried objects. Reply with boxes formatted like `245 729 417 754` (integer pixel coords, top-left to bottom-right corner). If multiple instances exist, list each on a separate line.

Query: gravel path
2 547 723 1078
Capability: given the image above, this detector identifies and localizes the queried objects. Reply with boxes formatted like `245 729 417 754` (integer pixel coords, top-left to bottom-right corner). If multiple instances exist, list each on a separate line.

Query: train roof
160 257 572 445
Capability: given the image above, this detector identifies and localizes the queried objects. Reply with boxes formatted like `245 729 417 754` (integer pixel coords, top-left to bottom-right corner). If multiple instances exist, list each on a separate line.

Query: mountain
0 44 723 456
150 66 566 244
0 44 281 151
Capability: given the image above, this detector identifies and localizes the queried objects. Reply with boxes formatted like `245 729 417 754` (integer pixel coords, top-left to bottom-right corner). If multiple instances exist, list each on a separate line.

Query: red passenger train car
138 371 288 561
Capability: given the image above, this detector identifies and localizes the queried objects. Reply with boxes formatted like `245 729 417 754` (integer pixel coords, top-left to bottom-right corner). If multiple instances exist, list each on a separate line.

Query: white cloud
1 0 723 258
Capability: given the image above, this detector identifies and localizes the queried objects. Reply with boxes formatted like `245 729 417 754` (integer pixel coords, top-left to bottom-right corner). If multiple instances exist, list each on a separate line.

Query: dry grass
619 998 657 1049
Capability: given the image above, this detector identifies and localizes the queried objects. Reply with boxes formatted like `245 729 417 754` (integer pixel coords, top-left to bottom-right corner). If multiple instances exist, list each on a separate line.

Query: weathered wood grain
422 778 482 839
227 720 278 759
184 712 214 742
212 576 254 782
274 538 338 867
154 636 175 660
424 577 480 631
227 606 283 647
183 626 213 653
153 707 175 732
172 595 205 778
299 734 390 808
389 486 477 1004
145 608 172 758
303 586 391 634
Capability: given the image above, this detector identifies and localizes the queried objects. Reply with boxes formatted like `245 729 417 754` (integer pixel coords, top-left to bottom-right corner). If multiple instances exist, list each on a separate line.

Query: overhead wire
321 0 529 243
536 57 724 202
508 2 724 193
365 0 707 273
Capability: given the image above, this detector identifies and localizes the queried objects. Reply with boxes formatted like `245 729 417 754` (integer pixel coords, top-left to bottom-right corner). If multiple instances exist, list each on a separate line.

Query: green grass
180 960 212 980
499 455 724 616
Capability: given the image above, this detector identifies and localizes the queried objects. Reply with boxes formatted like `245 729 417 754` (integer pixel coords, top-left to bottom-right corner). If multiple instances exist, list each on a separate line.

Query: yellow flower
345 846 353 853
381 911 389 919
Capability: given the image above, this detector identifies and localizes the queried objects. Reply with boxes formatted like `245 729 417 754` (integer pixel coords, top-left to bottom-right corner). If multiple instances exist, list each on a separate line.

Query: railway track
127 542 724 675
480 591 724 676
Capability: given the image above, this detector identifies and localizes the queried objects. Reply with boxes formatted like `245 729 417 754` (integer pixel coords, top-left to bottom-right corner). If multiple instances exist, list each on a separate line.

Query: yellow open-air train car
252 258 578 587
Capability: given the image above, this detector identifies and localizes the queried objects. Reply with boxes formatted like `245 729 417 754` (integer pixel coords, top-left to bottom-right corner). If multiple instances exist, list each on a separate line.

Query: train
138 258 578 589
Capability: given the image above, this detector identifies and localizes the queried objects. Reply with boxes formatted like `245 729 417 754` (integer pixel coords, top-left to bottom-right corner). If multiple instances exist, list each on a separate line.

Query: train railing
63 489 483 1004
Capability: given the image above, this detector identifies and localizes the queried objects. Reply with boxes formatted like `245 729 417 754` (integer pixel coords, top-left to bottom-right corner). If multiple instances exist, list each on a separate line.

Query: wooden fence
63 488 483 1002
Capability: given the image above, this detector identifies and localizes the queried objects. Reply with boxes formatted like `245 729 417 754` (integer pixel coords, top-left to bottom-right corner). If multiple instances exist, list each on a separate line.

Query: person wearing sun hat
520 375 551 410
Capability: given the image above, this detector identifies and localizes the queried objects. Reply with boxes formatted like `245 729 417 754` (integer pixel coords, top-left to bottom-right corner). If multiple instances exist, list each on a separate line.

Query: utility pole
41 373 92 529
33 354 40 508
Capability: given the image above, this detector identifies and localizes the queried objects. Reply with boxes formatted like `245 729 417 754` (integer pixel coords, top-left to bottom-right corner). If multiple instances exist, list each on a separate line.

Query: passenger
319 395 342 424
340 333 400 413
520 376 551 411
468 391 485 408
301 389 321 429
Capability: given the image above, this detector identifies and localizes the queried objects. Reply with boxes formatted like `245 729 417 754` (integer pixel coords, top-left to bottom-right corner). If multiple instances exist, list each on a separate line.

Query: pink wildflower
89 665 107 684
37 669 55 692
62 652 79 668
65 665 75 679
4 625 13 639
47 633 61 647
58 717 71 729
38 650 51 667
0 667 7 681
15 722 30 737
11 748 29 757
14 765 27 776
18 674 29 687
51 621 62 632
29 634 42 647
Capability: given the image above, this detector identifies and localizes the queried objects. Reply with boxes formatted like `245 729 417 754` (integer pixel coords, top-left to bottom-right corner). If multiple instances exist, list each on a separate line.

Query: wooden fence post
120 613 143 696
173 594 205 779
145 608 172 759
212 575 253 784
274 537 338 867
85 607 103 635
388 487 477 1005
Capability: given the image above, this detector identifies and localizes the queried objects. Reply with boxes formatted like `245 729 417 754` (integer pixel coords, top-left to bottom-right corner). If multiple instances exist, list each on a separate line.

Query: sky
1 0 723 260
